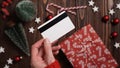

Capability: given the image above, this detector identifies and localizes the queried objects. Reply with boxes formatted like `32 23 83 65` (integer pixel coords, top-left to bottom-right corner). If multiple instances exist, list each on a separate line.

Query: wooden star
88 0 95 6
7 58 13 64
92 6 99 12
109 9 115 15
35 17 41 24
116 3 120 9
29 27 35 33
0 46 5 53
114 42 120 48
4 65 9 68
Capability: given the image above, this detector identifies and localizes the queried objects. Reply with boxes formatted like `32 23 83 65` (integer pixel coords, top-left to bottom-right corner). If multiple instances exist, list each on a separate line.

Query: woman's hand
31 39 61 68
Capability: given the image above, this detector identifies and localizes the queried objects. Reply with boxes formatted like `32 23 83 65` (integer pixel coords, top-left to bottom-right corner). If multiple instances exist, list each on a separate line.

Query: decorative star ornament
109 9 115 15
29 27 35 33
7 58 13 64
116 3 120 9
92 6 99 12
88 0 95 6
4 65 9 68
0 46 5 53
35 17 41 24
114 42 120 48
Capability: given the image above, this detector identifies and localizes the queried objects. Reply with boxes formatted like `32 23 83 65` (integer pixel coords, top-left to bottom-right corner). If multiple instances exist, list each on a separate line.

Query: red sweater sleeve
45 60 61 68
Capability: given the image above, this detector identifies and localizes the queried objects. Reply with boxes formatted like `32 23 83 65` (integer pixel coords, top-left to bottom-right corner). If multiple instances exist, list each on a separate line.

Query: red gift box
60 24 118 68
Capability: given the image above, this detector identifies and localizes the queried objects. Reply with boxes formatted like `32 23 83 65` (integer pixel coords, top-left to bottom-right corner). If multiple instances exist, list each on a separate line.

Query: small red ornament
112 18 119 25
102 15 109 22
2 1 9 7
46 15 53 21
111 31 118 38
14 56 23 62
1 8 10 16
47 15 53 19
7 0 12 4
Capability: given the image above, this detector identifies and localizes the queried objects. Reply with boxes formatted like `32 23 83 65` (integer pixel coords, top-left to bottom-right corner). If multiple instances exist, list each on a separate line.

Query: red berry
111 32 118 38
15 57 20 61
15 56 23 61
47 15 53 19
112 18 119 25
2 1 9 7
1 8 10 16
7 0 12 4
102 15 109 22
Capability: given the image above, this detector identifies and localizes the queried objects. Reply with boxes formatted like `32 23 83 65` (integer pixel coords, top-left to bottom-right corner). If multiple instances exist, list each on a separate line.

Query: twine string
46 3 87 15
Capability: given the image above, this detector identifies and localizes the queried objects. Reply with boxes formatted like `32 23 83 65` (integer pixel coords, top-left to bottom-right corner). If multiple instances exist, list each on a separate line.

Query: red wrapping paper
60 24 118 68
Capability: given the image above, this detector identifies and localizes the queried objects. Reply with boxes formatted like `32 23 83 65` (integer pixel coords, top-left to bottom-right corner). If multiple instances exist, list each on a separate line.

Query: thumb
44 38 55 65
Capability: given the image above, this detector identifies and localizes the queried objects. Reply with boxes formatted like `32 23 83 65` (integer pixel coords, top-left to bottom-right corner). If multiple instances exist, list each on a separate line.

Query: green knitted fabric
15 0 36 22
4 23 30 56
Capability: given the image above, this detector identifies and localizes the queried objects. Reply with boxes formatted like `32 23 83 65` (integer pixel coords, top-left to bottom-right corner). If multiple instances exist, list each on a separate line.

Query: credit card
38 11 75 43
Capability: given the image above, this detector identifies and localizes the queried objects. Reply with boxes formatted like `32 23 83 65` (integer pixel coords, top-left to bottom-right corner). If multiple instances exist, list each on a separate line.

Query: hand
31 39 61 68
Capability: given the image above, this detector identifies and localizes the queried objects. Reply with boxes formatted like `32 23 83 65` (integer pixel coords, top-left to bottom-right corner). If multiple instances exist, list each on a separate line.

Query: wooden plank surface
0 0 120 68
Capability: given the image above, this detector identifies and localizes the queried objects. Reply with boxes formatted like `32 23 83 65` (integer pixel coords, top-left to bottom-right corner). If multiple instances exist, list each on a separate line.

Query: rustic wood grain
0 0 120 68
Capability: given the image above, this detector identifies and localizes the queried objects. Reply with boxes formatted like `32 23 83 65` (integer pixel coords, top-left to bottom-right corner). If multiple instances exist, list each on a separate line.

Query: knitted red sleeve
45 60 61 68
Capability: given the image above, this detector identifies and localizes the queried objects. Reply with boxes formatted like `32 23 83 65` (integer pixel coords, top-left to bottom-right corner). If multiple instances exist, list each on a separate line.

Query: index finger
31 39 44 58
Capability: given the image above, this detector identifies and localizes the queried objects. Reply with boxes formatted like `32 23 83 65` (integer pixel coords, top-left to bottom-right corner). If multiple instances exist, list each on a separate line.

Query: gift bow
46 3 87 15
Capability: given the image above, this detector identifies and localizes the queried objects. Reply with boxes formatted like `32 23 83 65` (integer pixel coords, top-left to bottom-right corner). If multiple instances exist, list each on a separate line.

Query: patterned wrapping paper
60 24 118 68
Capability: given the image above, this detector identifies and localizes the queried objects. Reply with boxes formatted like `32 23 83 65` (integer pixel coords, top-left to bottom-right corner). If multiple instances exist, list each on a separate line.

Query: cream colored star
7 58 13 64
0 46 5 53
29 27 35 33
92 6 99 12
116 3 120 9
4 65 9 68
114 42 120 48
88 0 95 6
35 17 41 24
109 9 115 15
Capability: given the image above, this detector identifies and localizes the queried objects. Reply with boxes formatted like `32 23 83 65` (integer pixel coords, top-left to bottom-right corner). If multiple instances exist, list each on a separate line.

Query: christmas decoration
14 56 23 62
4 23 30 56
112 18 119 25
46 15 53 21
1 8 10 19
6 0 12 4
111 31 118 38
88 0 95 6
3 65 9 68
0 0 13 19
116 3 120 9
92 6 99 12
114 42 120 48
35 17 41 24
102 15 109 22
29 27 35 33
46 3 87 15
47 15 53 19
2 1 9 7
7 58 13 65
0 46 5 53
109 9 115 15
60 24 118 68
15 0 36 22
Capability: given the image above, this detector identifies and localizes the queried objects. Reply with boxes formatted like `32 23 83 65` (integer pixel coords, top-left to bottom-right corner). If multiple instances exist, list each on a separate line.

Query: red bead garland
0 0 13 19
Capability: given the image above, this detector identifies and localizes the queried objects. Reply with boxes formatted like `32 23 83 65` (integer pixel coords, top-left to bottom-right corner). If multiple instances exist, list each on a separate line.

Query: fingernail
45 38 50 43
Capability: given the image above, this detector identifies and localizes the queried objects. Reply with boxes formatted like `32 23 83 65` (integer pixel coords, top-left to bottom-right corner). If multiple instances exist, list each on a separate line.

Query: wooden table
0 0 120 68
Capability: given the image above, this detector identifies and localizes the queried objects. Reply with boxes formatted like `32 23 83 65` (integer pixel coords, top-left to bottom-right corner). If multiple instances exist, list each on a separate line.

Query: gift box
60 24 118 68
